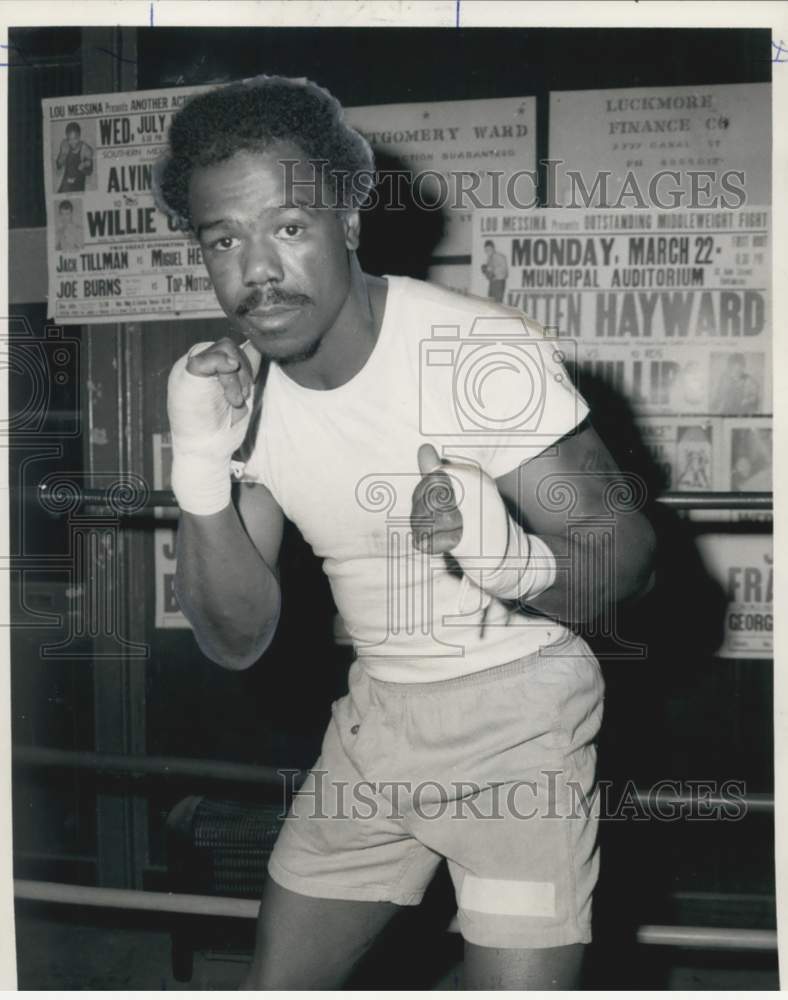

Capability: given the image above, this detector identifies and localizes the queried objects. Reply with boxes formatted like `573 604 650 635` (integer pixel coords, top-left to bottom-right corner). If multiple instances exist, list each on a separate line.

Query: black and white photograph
2 2 784 990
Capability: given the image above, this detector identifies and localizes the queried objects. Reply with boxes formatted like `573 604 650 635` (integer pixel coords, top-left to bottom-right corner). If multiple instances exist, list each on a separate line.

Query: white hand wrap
443 461 557 603
167 342 252 516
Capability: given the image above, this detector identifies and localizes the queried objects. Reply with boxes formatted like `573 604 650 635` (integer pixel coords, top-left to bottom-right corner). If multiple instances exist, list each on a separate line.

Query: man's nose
242 236 285 285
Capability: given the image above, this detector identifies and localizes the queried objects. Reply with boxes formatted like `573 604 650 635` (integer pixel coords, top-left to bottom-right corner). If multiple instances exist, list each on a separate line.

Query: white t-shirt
242 276 589 682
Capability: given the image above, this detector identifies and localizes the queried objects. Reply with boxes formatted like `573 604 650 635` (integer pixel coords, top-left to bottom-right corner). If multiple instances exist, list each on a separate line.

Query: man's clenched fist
185 337 261 425
411 443 463 554
167 337 261 516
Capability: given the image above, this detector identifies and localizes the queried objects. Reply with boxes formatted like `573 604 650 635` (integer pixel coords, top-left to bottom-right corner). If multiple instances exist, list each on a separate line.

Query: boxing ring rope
11 745 774 814
12 745 302 787
15 880 261 920
12 879 778 952
35 485 775 513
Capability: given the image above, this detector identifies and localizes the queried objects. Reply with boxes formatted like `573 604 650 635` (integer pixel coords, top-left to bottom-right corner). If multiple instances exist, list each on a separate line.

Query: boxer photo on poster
52 120 95 194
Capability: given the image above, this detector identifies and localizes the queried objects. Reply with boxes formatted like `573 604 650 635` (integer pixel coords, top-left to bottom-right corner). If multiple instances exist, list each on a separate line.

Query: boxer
159 76 655 989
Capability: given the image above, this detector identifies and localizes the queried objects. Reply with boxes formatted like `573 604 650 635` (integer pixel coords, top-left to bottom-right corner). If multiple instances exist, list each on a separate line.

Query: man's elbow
175 581 282 671
200 614 280 671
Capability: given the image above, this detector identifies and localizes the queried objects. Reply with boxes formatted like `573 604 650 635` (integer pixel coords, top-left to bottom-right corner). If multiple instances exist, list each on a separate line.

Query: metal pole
636 924 778 951
631 790 774 814
35 485 773 515
12 745 302 787
656 491 772 510
14 879 260 920
14 880 777 951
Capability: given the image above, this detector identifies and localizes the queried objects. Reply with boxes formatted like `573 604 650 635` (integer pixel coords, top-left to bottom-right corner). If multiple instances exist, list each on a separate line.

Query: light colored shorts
268 631 605 949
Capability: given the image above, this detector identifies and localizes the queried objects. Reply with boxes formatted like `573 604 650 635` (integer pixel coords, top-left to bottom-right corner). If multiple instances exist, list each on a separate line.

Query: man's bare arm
168 336 281 670
174 484 283 671
495 422 656 623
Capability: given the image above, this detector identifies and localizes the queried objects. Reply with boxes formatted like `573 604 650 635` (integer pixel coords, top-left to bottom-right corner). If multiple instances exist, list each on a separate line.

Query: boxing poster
574 342 770 417
543 81 772 519
695 533 773 659
470 206 769 342
636 417 720 492
469 206 772 418
152 432 188 629
42 85 218 325
709 415 774 524
722 416 772 493
634 414 772 520
634 417 771 527
549 83 771 207
344 96 536 258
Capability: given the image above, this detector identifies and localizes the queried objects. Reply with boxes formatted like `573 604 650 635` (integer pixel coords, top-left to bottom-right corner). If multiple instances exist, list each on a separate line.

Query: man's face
485 245 494 259
189 143 359 364
59 207 73 224
66 131 80 149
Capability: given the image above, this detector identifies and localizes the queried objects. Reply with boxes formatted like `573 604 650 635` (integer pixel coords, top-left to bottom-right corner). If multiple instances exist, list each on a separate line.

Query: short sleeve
444 314 589 480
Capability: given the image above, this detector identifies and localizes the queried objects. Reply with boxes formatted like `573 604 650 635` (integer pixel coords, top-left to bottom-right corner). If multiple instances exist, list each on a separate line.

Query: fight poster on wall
469 199 772 564
636 417 720 492
633 414 772 524
345 96 536 259
722 415 772 492
152 432 188 629
42 85 218 325
542 80 772 511
549 83 771 207
470 206 769 351
695 533 773 659
469 205 772 467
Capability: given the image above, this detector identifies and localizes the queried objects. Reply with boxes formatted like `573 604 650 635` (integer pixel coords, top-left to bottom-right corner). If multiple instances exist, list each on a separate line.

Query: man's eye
210 236 239 251
279 224 304 238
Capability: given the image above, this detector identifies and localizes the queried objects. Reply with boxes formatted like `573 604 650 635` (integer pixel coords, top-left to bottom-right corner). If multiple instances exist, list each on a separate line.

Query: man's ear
342 210 361 252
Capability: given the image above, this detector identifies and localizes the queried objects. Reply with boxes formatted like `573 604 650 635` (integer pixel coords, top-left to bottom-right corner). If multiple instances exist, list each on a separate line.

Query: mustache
235 287 313 317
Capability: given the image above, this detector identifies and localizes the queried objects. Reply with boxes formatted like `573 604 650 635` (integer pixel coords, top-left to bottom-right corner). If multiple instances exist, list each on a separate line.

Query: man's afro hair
153 75 376 231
